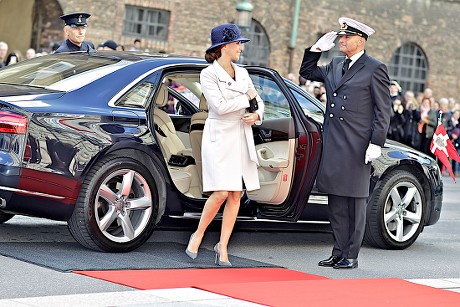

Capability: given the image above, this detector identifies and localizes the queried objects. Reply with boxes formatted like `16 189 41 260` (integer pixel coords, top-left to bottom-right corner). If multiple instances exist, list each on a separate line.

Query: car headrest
199 94 208 111
155 84 169 107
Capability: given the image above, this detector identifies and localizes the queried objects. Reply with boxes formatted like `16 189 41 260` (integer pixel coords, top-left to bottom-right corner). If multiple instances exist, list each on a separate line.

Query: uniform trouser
328 195 367 259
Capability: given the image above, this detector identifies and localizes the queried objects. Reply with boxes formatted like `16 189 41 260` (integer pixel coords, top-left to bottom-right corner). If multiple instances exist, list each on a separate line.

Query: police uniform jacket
54 39 95 53
299 48 391 197
200 60 264 192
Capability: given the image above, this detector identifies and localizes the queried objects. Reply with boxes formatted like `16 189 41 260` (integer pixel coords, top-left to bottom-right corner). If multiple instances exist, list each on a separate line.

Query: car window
159 75 201 116
250 74 291 119
116 81 155 108
291 88 324 124
0 54 127 89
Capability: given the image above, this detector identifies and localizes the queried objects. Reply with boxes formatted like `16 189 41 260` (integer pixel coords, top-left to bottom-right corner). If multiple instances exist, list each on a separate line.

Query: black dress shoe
333 258 358 269
318 256 343 267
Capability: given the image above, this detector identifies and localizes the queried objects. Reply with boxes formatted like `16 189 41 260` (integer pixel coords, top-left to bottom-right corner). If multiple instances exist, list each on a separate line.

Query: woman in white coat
186 23 264 266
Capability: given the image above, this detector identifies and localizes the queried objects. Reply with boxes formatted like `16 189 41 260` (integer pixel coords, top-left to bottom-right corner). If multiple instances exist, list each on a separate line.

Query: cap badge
341 23 348 30
78 15 82 23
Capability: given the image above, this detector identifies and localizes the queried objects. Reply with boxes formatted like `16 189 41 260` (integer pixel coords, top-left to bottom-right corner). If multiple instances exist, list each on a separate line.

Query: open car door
149 66 323 222
246 68 323 221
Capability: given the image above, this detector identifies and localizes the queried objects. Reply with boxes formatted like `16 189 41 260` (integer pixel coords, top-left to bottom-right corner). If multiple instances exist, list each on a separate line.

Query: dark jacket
54 39 95 53
402 109 422 149
388 107 406 142
299 48 391 197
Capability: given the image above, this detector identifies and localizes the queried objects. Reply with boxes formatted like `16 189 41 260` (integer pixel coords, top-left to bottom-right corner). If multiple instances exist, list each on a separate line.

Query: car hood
385 139 423 153
385 139 435 161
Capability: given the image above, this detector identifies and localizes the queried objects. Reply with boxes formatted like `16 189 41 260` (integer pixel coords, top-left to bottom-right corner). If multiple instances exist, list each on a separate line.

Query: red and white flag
430 123 460 182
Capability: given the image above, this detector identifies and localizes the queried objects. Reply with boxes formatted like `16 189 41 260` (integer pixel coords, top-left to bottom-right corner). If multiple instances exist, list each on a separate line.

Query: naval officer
299 17 391 269
54 12 95 53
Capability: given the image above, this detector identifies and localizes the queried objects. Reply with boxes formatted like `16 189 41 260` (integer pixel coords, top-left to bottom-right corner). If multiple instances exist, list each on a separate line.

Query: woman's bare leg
217 190 242 262
186 191 228 253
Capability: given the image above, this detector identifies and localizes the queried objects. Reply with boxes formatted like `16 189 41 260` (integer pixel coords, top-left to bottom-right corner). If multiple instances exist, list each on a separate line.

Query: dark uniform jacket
54 39 95 53
300 48 391 197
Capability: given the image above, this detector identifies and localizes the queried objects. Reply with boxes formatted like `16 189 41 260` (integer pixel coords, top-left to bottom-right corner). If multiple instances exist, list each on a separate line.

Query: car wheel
0 211 14 224
68 155 160 252
365 170 425 250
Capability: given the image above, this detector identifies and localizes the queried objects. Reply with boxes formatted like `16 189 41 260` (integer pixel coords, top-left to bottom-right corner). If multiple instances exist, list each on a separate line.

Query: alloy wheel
95 168 153 243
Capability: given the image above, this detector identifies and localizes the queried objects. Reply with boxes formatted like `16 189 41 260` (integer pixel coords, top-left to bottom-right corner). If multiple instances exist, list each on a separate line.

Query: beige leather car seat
153 83 194 194
153 84 193 160
189 94 208 189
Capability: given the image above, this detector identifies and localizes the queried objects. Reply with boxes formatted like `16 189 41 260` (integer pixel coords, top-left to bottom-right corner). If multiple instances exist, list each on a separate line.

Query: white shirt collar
346 50 364 68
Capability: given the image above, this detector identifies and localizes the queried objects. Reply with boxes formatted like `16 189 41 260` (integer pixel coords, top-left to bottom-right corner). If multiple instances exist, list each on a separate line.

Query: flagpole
430 110 460 183
435 111 442 164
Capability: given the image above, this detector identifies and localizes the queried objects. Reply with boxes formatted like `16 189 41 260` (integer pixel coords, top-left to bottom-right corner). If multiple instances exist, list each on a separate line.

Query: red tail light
0 111 28 134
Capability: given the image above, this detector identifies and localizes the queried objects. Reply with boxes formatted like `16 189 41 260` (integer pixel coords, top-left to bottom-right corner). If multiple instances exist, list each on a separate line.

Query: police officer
54 12 94 53
299 17 391 269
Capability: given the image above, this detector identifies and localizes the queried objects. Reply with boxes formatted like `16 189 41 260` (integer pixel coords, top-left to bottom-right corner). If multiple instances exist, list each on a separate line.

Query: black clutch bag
247 97 259 113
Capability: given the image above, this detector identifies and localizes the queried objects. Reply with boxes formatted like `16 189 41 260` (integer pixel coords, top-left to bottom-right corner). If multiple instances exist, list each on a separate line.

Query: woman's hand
246 89 258 100
242 112 259 125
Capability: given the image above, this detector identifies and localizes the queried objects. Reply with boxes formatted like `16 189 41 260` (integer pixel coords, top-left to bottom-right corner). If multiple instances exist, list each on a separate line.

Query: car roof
92 50 207 65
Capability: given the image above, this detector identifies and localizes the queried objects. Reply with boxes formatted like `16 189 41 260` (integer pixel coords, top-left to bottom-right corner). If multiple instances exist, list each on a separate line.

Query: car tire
364 170 426 250
0 211 14 224
68 154 160 252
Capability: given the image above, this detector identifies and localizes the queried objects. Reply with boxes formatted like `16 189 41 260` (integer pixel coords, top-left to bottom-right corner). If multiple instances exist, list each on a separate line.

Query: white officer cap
338 17 375 40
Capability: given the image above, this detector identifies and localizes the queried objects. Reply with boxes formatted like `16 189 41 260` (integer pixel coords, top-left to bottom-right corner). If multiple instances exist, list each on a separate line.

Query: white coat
200 61 264 192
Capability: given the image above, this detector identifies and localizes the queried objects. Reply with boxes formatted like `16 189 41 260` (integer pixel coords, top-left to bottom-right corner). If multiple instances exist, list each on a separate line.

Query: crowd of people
386 82 460 176
287 71 460 177
0 41 39 67
0 12 146 67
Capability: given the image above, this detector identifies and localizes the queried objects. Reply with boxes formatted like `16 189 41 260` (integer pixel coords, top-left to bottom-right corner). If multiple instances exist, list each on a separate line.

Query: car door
246 68 323 221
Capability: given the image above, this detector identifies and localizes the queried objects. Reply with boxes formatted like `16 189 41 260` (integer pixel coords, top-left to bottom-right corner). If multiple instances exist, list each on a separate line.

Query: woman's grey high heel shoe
185 233 198 260
214 243 232 267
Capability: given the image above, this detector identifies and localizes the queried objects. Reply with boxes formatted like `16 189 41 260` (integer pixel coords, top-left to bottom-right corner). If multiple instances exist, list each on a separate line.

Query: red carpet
197 278 460 307
75 269 460 306
74 267 326 290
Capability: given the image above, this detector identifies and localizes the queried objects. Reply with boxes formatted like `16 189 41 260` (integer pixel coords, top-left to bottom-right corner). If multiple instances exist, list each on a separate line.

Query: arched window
241 20 270 66
388 43 428 94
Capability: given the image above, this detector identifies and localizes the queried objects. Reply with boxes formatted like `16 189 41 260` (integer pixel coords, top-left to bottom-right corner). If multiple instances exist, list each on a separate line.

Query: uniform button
331 103 335 107
330 114 334 118
228 82 232 85
339 117 344 121
341 106 345 110
333 93 337 97
343 95 347 99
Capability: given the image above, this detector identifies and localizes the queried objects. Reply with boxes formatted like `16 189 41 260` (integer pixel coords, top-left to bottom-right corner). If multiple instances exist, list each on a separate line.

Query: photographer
402 91 422 149
388 98 406 143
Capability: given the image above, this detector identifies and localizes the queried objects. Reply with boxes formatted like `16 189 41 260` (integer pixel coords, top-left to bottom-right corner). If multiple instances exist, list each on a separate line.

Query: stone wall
11 0 460 98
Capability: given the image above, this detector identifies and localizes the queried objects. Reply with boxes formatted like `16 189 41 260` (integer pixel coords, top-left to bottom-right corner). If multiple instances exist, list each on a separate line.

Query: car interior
152 72 297 205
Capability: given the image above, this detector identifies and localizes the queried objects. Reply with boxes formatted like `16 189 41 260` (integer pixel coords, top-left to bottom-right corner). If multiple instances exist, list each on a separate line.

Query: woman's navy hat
206 23 250 52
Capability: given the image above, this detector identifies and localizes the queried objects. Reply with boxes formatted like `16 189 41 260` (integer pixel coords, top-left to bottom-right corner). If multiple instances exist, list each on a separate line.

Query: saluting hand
311 31 338 52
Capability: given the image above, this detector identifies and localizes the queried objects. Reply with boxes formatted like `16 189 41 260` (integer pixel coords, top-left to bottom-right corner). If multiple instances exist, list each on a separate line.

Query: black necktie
342 58 352 76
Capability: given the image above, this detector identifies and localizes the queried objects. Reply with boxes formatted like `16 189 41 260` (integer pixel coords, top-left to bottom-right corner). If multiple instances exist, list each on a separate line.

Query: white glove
365 143 382 164
311 31 337 52
246 88 258 100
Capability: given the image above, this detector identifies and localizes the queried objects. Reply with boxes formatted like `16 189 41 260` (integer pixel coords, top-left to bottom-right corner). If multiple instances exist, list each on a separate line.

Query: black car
0 51 443 252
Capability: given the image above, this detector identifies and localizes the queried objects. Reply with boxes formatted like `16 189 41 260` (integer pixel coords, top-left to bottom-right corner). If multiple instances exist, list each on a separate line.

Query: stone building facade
1 0 460 99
